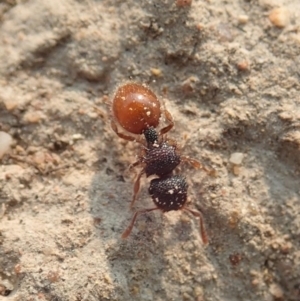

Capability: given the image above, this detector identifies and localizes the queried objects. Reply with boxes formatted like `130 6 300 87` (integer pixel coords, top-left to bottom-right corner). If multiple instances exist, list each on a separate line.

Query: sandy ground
0 0 300 300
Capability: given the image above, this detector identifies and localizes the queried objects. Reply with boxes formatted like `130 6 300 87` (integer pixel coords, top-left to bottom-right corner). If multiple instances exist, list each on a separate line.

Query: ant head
112 83 161 135
143 127 158 145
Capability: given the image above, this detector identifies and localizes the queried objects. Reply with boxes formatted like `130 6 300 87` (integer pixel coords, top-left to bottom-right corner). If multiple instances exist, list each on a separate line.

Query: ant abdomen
149 175 188 212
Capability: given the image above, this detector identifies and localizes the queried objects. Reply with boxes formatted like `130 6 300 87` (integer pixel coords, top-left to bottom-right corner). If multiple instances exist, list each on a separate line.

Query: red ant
111 82 209 244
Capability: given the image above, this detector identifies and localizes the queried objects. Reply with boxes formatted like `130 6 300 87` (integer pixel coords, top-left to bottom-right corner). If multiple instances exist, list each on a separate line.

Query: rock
229 152 244 165
269 8 289 28
0 131 13 159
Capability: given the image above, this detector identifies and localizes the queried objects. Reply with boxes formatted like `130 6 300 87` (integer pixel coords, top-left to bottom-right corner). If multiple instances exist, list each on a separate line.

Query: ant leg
123 160 141 178
181 156 216 176
111 120 138 142
159 109 174 135
130 170 145 208
125 146 146 176
128 160 142 172
128 143 147 173
181 156 204 169
183 207 208 245
121 207 159 239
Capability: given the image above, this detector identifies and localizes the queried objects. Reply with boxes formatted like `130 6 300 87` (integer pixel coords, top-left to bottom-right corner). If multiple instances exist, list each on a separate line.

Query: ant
111 82 210 244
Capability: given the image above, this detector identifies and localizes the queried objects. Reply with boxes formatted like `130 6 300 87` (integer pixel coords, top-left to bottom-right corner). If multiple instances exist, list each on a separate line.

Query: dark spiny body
149 175 188 212
144 142 181 177
143 127 181 177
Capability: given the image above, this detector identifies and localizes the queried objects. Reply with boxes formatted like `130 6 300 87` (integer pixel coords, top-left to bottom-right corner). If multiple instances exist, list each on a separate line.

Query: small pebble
269 7 289 28
72 133 83 141
269 283 284 299
232 165 241 176
229 152 244 165
15 145 25 155
180 213 190 223
33 151 46 165
103 273 112 284
176 0 192 7
237 60 250 71
194 286 204 299
150 68 162 77
0 131 13 159
238 15 249 24
181 76 199 95
23 111 44 123
280 241 292 254
3 99 19 111
14 264 21 274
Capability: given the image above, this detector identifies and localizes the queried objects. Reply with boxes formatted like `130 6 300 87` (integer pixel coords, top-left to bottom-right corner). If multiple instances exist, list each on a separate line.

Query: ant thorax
143 142 181 177
142 127 181 177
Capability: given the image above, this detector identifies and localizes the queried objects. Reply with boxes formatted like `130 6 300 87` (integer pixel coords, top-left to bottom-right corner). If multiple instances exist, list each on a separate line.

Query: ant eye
112 83 161 135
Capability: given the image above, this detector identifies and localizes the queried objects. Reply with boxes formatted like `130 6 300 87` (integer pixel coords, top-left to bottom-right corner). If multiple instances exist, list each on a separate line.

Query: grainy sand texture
0 0 300 300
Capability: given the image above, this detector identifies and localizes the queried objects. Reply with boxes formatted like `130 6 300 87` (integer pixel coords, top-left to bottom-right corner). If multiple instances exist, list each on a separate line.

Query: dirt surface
0 0 300 300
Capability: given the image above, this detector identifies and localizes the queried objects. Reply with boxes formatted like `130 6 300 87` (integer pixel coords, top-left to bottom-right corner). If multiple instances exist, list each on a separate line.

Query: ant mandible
111 82 209 244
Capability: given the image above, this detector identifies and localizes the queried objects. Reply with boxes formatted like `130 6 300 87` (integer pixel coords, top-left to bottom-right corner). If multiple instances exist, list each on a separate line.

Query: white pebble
72 133 83 140
238 15 249 24
229 152 244 165
0 131 13 159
